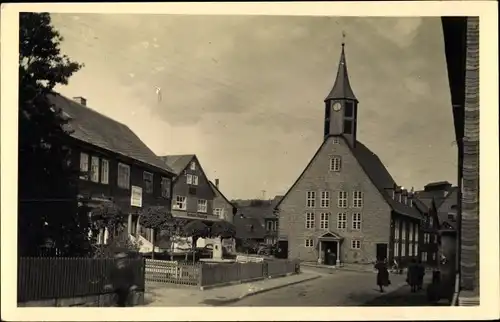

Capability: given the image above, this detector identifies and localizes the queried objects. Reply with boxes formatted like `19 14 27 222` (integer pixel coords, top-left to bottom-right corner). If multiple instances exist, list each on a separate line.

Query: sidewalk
143 272 320 306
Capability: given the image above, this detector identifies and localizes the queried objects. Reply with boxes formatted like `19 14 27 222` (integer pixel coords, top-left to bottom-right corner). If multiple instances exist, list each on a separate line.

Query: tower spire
324 38 357 102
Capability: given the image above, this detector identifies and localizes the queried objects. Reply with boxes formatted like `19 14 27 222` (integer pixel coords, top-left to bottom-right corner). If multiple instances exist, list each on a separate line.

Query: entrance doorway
376 243 388 261
276 240 288 259
323 241 338 266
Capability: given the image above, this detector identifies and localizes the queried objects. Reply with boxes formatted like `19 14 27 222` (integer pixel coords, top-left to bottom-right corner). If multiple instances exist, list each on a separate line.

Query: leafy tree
210 220 236 240
181 220 209 262
18 12 89 256
138 206 174 259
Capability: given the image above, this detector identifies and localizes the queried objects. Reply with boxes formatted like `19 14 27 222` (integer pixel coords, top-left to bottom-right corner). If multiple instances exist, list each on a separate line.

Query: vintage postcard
1 1 498 321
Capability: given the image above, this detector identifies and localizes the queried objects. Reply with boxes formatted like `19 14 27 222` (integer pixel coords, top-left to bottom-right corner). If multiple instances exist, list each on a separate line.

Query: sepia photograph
1 2 498 321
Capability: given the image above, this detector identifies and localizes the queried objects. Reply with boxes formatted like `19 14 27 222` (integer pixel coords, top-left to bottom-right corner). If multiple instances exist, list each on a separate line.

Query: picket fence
145 258 300 288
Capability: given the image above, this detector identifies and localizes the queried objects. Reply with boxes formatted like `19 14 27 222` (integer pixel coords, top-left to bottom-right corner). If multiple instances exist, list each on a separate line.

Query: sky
51 14 457 200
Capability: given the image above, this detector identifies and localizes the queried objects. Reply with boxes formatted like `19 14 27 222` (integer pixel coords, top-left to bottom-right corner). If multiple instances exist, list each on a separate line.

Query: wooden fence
145 258 300 288
17 257 145 303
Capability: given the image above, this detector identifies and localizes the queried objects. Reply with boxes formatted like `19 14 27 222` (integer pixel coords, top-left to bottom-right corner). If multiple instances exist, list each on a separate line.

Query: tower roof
325 43 358 102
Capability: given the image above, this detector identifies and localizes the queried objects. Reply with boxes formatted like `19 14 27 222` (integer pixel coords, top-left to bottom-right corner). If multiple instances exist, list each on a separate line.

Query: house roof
159 154 195 175
209 181 236 209
275 136 420 219
325 44 358 102
234 215 267 240
50 93 175 174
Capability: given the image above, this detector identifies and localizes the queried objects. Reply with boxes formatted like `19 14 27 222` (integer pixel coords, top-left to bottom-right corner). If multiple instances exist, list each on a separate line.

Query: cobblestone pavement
228 270 419 306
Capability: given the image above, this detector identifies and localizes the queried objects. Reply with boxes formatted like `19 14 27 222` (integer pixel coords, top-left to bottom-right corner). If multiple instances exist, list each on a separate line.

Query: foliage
181 220 209 239
18 13 86 256
139 206 173 230
90 202 124 230
92 225 141 258
210 220 236 239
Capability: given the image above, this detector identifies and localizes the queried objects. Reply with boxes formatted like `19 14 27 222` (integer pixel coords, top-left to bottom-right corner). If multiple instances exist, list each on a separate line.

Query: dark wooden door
376 243 388 261
276 240 288 259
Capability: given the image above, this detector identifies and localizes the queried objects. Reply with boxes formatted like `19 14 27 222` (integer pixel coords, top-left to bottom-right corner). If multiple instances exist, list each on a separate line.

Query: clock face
332 102 342 112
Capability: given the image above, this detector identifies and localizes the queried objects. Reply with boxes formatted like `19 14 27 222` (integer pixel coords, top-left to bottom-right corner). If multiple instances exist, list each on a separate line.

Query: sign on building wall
131 186 143 208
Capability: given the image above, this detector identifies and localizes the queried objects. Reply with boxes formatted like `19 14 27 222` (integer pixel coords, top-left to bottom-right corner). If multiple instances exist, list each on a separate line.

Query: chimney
73 96 87 106
215 178 219 189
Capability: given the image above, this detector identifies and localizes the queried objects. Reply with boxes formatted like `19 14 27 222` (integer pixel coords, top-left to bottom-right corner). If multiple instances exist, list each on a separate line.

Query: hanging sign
130 186 143 208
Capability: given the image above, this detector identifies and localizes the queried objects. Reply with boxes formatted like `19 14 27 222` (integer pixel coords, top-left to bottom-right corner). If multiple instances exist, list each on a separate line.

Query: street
228 268 432 306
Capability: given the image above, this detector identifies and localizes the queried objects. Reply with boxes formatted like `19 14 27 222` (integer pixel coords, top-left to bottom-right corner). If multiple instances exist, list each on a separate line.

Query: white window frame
306 191 316 208
143 171 154 194
352 213 362 230
186 174 193 185
100 159 109 184
401 222 407 241
175 195 187 210
305 239 314 248
351 240 361 249
214 208 223 218
190 161 196 170
329 156 342 172
161 177 171 198
401 242 406 256
320 213 330 230
337 213 347 229
337 191 348 208
90 156 100 182
192 175 199 186
353 191 363 208
79 152 89 180
117 163 130 189
394 241 399 257
305 212 315 229
394 220 400 240
197 199 208 213
320 191 330 208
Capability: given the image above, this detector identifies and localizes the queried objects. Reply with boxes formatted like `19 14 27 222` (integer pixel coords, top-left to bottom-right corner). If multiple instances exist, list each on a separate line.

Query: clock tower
323 42 358 147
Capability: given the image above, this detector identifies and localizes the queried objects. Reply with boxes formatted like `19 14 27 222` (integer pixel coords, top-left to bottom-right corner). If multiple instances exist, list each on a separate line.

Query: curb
216 275 321 306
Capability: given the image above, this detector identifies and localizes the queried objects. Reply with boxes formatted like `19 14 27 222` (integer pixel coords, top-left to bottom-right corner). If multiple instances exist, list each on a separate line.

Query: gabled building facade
50 94 176 247
159 154 219 224
275 43 421 267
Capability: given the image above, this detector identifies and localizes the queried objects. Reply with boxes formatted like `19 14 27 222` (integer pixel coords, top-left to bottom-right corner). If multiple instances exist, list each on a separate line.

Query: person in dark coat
374 259 390 293
407 259 419 293
417 259 425 291
105 252 137 307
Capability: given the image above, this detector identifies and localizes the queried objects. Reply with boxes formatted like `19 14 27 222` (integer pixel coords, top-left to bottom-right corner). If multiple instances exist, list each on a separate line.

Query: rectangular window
353 191 363 208
190 161 196 170
214 208 224 218
90 156 100 182
337 191 348 208
320 191 330 208
161 177 171 198
337 213 347 229
409 242 413 256
329 157 342 172
345 101 354 118
394 241 399 257
266 220 273 231
305 239 314 248
306 191 316 208
320 213 330 229
352 213 362 230
143 171 154 194
415 225 419 243
197 199 207 213
186 174 193 185
175 196 187 210
192 175 199 186
101 159 109 184
401 242 406 256
401 222 407 241
80 152 89 179
117 163 130 189
409 199 413 207
415 242 419 256
422 252 427 262
409 223 414 242
343 120 353 134
351 240 361 249
305 212 315 229
432 252 436 261
188 187 197 195
394 220 400 240
429 217 434 228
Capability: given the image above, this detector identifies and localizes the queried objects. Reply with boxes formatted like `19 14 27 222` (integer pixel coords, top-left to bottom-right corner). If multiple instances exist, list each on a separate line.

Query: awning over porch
317 231 343 242
171 210 221 223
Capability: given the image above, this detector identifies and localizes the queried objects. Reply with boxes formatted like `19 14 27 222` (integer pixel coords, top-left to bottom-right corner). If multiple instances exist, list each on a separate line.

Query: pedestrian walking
374 259 390 293
104 251 137 307
406 259 419 293
417 259 425 291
